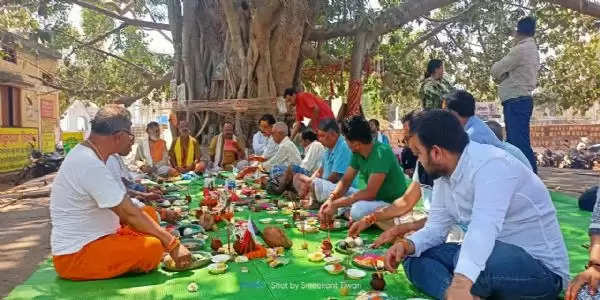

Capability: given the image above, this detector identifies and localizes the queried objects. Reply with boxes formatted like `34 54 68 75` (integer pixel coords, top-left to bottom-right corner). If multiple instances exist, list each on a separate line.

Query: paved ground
0 167 597 298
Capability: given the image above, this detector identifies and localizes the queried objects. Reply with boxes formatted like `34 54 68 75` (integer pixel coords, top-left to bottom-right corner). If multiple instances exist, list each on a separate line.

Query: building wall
0 41 60 173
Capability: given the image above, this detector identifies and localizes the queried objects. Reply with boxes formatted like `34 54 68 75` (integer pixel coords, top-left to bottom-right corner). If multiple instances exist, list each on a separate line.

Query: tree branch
114 70 173 106
143 2 173 43
398 21 451 58
309 0 458 41
546 0 600 17
67 23 128 58
64 0 170 30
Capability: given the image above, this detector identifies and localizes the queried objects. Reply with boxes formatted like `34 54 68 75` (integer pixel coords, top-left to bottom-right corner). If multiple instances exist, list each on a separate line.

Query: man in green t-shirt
317 116 408 223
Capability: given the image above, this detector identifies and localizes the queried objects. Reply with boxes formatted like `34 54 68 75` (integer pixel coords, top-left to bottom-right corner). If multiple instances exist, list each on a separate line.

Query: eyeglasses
115 130 135 141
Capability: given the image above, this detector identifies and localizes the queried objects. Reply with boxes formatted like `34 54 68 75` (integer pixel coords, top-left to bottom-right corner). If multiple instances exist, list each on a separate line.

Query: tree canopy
1 0 599 120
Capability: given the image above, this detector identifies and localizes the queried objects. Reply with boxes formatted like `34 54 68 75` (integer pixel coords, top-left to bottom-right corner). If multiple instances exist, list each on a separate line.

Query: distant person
252 114 275 155
399 111 418 177
209 121 245 171
492 16 540 173
419 59 455 110
168 121 205 173
445 90 532 170
369 119 390 145
284 87 335 139
136 122 177 177
485 119 533 170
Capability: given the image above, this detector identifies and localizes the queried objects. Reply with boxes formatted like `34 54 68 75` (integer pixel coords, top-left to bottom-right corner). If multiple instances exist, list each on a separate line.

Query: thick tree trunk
172 0 310 145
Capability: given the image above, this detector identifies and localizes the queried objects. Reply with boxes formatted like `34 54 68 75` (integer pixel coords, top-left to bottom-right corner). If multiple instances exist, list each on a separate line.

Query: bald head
272 122 288 143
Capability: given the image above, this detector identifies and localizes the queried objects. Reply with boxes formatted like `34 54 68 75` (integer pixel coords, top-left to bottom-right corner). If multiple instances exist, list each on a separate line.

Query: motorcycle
13 144 64 186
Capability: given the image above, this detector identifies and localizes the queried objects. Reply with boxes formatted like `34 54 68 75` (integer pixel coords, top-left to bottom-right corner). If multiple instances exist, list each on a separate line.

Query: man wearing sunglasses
50 104 191 280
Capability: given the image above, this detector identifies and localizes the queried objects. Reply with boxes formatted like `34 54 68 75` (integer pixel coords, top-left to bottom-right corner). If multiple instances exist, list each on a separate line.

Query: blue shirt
464 116 504 148
252 131 269 155
321 136 352 181
465 116 532 170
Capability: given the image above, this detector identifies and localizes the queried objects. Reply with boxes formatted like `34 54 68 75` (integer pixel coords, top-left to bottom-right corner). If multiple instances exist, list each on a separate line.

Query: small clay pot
321 239 333 251
210 238 223 252
370 273 385 291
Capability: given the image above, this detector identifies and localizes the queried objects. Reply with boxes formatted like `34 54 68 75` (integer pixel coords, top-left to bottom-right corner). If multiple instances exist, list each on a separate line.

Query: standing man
491 16 540 173
169 120 205 174
383 110 568 299
284 87 335 139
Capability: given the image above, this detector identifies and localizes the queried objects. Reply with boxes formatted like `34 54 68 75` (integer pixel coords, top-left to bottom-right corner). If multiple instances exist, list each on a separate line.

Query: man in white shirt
51 104 191 280
491 16 540 173
252 114 276 155
383 110 568 299
261 122 302 172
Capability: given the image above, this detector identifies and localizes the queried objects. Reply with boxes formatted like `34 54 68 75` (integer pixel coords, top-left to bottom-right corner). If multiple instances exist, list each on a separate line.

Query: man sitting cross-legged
383 110 568 299
209 121 246 171
317 116 408 223
293 119 353 208
169 120 205 174
51 105 191 280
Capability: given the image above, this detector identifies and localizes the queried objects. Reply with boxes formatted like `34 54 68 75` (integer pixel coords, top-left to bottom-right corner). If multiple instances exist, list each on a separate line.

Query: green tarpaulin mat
5 181 591 299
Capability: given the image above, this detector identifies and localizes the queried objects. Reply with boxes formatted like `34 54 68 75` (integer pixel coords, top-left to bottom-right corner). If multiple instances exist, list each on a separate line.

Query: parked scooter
13 144 64 186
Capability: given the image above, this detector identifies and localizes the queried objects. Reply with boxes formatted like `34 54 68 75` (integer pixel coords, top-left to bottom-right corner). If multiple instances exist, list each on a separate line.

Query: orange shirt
149 140 166 163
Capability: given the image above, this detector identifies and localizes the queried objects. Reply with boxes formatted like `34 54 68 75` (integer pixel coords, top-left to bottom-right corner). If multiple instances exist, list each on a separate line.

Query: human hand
566 266 600 300
170 243 192 269
318 200 336 222
144 192 162 201
445 274 476 300
372 226 405 248
348 218 370 238
384 242 406 272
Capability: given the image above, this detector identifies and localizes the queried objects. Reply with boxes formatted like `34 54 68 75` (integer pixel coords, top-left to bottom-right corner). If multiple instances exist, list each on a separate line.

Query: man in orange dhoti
169 120 205 173
51 105 191 280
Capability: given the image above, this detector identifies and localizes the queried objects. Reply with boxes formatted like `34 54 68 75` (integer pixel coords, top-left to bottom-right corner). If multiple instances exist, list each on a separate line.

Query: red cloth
295 92 335 129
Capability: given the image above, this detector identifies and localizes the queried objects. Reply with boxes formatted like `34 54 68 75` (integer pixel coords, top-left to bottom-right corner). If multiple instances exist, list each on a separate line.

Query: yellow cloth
173 137 196 168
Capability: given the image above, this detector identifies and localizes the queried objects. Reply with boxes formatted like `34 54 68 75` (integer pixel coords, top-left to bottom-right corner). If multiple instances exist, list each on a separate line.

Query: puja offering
207 262 228 274
210 238 223 252
323 256 343 264
181 239 205 251
259 218 273 224
370 272 386 291
187 282 198 293
162 252 211 272
319 219 348 231
234 255 249 263
345 268 366 280
178 224 204 237
324 263 345 275
267 257 289 268
262 227 293 249
308 252 325 262
356 291 389 300
336 237 368 254
211 254 231 263
295 221 318 233
353 253 385 270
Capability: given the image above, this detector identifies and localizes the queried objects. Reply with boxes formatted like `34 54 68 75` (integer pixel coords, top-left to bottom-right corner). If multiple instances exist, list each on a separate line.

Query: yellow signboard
41 118 56 153
62 131 84 154
0 128 39 173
